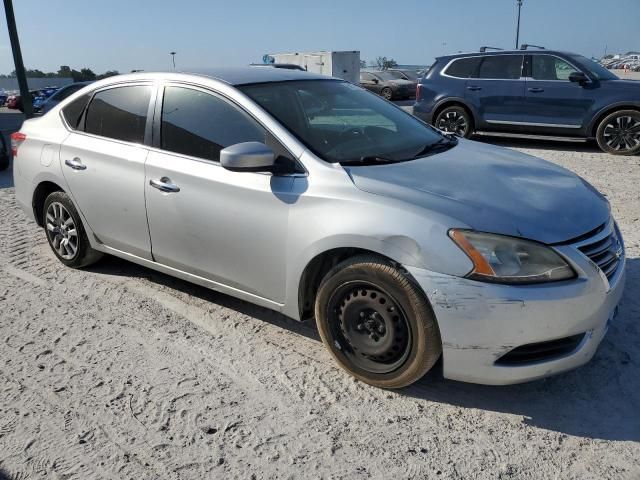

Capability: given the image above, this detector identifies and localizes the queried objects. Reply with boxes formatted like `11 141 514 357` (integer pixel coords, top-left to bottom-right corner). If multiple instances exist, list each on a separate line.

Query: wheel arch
32 180 65 227
296 246 422 321
589 104 640 137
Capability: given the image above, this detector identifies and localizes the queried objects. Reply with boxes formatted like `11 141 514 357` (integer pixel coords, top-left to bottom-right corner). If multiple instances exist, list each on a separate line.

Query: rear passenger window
84 85 151 143
160 86 265 162
62 94 91 129
444 57 481 78
478 55 523 79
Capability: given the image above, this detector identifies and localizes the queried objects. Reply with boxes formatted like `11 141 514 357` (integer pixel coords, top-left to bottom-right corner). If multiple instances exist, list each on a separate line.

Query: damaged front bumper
406 243 625 385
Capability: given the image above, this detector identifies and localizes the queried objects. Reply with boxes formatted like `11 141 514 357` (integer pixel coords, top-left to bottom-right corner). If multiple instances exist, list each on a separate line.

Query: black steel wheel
434 106 472 138
315 255 442 388
596 110 640 155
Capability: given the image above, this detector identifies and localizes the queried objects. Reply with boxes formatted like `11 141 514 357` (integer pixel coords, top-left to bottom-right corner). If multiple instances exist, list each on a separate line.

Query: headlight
449 230 575 284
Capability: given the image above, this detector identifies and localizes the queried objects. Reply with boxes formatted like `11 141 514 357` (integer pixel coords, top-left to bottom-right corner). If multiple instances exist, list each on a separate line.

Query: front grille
495 334 585 366
577 224 623 281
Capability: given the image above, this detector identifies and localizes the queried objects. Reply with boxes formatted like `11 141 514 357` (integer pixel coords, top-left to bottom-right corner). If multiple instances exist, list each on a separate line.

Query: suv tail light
10 132 26 157
416 84 422 102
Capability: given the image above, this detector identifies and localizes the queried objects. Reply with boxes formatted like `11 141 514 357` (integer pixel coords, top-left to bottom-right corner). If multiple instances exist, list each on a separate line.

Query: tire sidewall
315 259 441 388
435 106 472 138
596 110 640 156
43 191 92 267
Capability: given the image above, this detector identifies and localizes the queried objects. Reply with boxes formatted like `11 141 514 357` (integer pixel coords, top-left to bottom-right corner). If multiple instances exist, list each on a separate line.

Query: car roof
436 50 578 61
185 66 330 85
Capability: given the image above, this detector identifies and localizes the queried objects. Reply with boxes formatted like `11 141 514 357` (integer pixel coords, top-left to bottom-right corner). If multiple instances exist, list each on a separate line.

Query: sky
0 0 638 75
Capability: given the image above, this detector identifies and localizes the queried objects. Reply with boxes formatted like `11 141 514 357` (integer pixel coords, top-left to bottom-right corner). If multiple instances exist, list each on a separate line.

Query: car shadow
86 251 639 442
0 163 13 189
0 468 12 480
473 135 603 153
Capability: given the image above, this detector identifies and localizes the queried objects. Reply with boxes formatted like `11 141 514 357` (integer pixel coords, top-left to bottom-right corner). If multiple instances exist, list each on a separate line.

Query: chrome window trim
440 54 525 81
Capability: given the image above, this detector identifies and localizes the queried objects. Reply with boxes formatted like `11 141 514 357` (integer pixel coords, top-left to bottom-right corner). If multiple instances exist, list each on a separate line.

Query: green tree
375 56 398 70
57 66 72 77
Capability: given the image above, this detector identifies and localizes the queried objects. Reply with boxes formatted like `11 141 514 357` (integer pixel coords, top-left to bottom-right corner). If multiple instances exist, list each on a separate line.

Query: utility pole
170 51 176 69
515 0 523 50
3 0 33 118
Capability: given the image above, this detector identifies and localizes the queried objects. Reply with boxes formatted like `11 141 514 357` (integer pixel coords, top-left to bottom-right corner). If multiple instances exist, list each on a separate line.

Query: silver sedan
12 68 625 388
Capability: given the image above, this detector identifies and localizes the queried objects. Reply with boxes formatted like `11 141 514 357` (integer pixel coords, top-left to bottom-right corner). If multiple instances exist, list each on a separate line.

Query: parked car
360 70 415 100
12 68 625 388
414 48 640 155
34 82 92 115
386 69 419 96
6 90 45 113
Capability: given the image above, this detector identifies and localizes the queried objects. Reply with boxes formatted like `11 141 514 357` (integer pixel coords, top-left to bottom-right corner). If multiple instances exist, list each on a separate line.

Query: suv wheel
434 106 473 138
381 87 393 101
43 191 103 268
315 255 442 389
596 110 640 155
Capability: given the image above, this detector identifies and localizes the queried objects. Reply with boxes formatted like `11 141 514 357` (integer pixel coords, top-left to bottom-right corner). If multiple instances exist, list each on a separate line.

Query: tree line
0 66 121 82
359 57 399 70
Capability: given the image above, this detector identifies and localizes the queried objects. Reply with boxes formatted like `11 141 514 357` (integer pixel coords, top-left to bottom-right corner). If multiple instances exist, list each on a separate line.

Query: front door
144 84 294 302
60 84 153 259
522 54 596 129
464 54 526 128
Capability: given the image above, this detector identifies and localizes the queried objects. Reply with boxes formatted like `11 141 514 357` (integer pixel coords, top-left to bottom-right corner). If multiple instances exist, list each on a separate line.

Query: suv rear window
61 93 91 129
478 55 523 79
444 57 481 78
84 85 151 143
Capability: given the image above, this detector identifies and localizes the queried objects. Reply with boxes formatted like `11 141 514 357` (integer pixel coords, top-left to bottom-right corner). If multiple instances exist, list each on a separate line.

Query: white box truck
264 51 360 83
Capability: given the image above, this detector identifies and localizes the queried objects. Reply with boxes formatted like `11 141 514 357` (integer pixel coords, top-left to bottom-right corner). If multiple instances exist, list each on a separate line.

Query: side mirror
569 71 589 85
220 142 275 172
372 78 379 84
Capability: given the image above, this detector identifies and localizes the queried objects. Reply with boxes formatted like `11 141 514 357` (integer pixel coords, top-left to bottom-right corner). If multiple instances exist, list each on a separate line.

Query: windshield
240 80 447 164
570 55 618 80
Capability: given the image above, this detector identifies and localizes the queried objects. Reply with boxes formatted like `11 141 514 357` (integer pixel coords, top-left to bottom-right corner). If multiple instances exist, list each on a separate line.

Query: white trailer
264 51 360 83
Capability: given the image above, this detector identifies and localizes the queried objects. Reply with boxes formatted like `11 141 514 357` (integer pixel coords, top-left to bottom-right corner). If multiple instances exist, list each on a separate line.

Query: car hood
603 79 640 92
346 139 610 244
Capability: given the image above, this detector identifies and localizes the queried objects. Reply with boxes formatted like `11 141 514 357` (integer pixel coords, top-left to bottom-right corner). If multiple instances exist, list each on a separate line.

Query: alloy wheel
328 282 412 374
437 110 468 136
603 115 640 152
45 202 78 260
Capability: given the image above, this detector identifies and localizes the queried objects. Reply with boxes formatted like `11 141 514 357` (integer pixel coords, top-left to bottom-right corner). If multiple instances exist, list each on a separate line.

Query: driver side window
531 55 580 81
160 86 266 162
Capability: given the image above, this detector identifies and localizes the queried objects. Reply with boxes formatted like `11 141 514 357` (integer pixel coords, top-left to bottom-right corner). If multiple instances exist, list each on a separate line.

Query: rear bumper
13 165 36 223
412 101 435 124
406 245 625 385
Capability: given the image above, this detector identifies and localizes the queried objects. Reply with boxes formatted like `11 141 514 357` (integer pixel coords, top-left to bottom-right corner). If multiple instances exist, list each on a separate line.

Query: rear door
464 54 526 128
60 83 154 259
522 54 596 130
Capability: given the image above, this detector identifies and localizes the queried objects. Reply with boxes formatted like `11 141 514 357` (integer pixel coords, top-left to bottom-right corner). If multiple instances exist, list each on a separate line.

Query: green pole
3 0 33 118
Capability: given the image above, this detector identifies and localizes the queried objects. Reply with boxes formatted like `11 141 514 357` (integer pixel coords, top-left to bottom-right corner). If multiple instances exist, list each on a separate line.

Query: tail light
416 84 422 102
10 132 26 157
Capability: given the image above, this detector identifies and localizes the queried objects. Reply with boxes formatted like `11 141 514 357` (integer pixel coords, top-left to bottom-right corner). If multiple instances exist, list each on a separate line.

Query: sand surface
0 139 638 479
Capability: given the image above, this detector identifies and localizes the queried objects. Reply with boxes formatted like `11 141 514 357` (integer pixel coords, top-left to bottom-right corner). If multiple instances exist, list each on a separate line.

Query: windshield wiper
412 136 458 158
339 155 396 166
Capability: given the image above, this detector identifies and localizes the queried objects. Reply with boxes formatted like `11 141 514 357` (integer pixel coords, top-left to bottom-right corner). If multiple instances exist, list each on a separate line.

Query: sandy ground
0 124 639 479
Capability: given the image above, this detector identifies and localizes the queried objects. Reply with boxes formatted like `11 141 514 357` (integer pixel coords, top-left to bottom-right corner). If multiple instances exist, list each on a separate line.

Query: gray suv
12 68 625 388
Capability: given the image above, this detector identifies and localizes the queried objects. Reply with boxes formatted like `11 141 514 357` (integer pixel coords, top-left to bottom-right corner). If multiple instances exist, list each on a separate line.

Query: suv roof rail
520 44 545 50
479 46 503 52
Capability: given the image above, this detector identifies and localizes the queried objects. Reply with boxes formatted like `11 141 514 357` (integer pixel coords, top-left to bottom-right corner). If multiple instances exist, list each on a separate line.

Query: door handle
528 87 545 93
150 177 180 193
467 85 482 91
64 157 86 170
